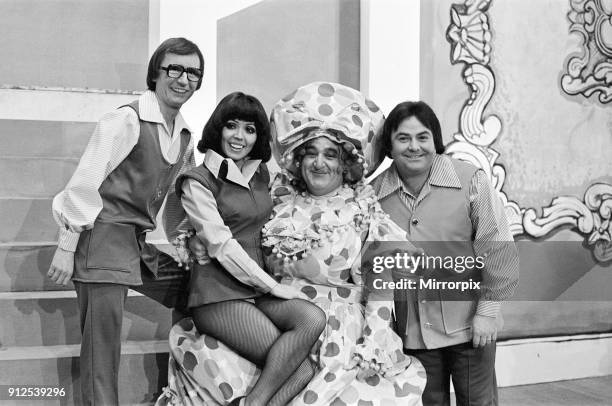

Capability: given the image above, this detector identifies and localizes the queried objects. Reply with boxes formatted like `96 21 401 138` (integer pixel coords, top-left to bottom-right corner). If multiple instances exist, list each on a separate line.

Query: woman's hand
269 284 309 300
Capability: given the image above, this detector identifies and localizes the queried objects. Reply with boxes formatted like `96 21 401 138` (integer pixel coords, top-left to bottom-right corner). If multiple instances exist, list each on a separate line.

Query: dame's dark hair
146 37 205 91
380 101 445 156
198 92 272 162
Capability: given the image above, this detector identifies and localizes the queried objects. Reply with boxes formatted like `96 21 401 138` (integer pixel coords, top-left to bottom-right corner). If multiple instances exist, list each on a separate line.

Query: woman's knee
290 299 326 334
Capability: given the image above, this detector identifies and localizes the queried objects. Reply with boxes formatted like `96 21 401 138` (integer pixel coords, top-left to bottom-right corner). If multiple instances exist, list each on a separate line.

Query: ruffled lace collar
262 184 381 262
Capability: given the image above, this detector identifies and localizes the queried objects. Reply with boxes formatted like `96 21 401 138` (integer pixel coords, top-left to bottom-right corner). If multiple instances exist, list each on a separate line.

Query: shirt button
412 218 419 225
425 322 432 328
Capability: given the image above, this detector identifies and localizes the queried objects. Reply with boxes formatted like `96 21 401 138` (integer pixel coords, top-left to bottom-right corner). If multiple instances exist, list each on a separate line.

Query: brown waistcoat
74 101 190 285
374 157 481 349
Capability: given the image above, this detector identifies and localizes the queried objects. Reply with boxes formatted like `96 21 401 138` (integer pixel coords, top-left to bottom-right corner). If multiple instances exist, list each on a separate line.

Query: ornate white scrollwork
561 0 612 103
524 184 612 262
446 0 612 262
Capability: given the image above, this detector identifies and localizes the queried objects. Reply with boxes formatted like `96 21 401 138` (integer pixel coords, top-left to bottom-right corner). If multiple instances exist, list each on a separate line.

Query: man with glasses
47 37 204 405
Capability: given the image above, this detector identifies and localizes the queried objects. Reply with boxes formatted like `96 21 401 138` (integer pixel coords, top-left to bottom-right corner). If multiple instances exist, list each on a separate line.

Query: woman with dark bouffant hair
161 92 326 406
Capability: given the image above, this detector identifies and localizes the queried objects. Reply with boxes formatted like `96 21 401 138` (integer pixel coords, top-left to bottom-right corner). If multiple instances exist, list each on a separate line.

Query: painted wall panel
0 0 149 91
420 0 612 337
420 0 465 145
217 0 360 112
488 0 612 209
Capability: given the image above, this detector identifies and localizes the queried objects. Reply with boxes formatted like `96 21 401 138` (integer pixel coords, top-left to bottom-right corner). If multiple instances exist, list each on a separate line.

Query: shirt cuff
57 228 81 252
476 300 501 318
260 277 279 294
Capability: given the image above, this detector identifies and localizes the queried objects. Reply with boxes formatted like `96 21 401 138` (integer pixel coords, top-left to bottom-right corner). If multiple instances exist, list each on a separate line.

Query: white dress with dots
158 185 426 406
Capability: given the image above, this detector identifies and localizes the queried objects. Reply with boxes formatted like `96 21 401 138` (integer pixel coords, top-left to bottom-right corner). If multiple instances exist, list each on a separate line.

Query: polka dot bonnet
270 82 385 183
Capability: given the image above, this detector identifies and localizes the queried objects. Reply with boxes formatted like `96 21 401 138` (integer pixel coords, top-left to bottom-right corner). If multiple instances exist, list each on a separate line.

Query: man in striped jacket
372 101 519 406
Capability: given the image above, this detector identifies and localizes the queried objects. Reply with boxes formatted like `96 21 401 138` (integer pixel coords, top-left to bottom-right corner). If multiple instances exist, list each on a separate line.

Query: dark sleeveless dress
176 162 274 307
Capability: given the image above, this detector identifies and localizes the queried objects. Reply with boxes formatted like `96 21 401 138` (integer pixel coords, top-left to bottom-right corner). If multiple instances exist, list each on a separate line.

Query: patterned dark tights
191 297 326 406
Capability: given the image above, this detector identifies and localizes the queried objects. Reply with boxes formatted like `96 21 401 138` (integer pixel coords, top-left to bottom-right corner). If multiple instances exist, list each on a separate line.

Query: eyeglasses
159 64 202 82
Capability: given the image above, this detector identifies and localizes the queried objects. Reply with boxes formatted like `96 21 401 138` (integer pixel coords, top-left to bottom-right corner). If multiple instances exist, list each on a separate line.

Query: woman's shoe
228 396 245 406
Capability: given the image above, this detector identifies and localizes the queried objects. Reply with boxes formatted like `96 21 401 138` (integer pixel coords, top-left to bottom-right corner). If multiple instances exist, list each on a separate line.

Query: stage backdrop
1 0 610 403
421 0 612 338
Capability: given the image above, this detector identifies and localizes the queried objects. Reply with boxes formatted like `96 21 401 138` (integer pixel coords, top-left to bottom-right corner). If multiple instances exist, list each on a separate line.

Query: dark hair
147 37 204 91
380 101 445 157
198 92 272 162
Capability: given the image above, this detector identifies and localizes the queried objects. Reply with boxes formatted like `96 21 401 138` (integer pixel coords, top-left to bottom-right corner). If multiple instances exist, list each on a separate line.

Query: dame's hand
187 234 208 264
348 355 383 381
270 284 309 300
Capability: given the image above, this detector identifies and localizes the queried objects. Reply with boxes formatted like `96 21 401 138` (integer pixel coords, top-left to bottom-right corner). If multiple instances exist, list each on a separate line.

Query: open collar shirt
376 155 519 319
52 90 194 251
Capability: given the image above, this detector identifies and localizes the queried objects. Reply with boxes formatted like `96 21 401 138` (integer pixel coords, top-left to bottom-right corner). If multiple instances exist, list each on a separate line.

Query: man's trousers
74 248 189 406
405 341 497 406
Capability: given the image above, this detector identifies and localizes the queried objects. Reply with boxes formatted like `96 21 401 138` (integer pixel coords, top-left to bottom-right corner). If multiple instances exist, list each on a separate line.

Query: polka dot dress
158 185 426 405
